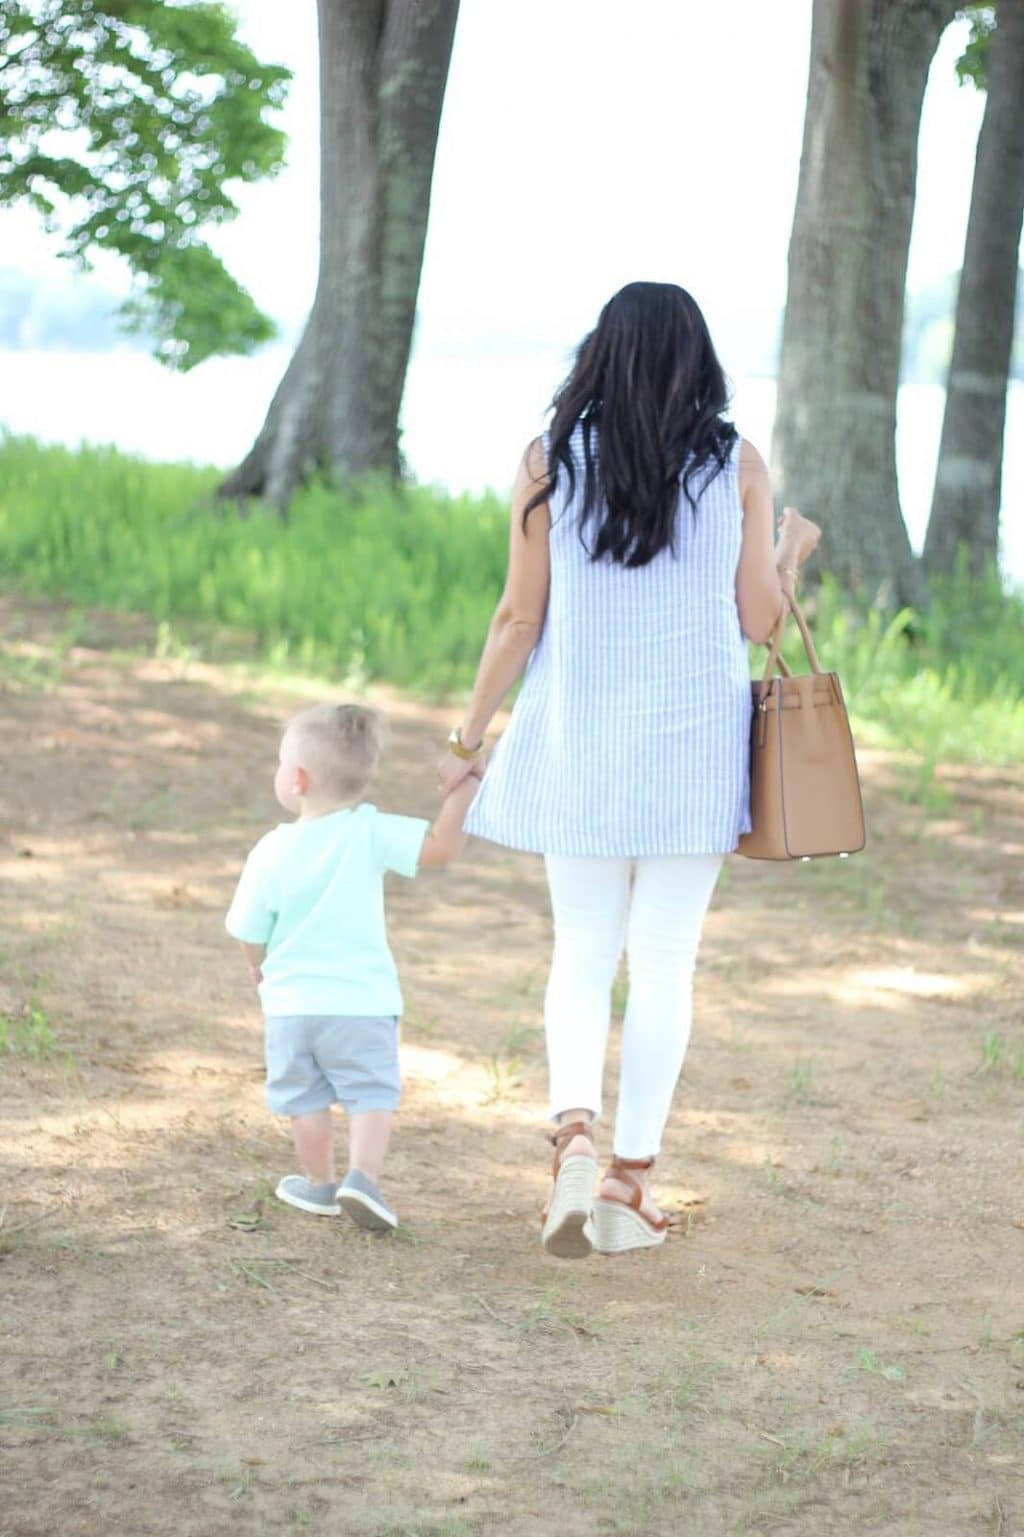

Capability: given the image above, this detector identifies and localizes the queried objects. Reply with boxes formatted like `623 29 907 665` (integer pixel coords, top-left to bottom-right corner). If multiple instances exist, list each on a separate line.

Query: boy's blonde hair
286 703 380 798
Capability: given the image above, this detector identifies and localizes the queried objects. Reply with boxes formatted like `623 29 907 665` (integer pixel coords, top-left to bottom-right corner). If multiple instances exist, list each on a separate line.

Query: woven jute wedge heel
540 1120 598 1259
592 1157 668 1254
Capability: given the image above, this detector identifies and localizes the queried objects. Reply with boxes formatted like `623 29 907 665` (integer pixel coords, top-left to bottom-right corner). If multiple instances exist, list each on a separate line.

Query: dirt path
1 594 1022 1537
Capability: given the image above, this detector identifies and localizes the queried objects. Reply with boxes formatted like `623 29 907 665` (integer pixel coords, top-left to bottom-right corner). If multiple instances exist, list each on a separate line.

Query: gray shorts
263 1015 400 1118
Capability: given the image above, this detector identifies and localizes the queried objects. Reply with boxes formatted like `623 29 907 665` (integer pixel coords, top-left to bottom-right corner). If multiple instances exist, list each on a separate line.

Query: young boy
225 702 479 1231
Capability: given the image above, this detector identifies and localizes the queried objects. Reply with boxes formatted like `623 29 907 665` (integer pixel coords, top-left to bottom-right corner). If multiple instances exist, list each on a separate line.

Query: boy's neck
296 797 356 822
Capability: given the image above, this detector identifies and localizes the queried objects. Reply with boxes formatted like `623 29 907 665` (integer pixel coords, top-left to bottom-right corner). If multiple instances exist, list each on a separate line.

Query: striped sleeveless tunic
464 428 753 857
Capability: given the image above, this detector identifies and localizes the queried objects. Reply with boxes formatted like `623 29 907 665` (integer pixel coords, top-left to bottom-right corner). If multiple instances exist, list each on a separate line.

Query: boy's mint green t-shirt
225 804 429 1017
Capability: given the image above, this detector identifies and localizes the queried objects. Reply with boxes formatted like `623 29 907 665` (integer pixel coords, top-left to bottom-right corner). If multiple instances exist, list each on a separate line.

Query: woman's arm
439 439 551 790
735 439 821 643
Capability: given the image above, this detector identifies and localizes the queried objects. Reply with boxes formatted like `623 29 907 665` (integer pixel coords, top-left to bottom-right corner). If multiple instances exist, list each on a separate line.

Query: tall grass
778 573 1024 767
0 434 508 691
1 433 1021 764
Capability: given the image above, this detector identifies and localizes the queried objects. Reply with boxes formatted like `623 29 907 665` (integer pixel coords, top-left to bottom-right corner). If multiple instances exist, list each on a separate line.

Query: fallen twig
304 1427 389 1447
472 1294 519 1329
0 1207 61 1239
287 1267 337 1292
535 1407 578 1462
230 1259 277 1293
512 1402 578 1465
232 1255 337 1290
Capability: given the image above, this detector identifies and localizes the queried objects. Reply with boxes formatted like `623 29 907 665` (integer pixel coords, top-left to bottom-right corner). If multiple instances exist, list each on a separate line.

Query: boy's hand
420 772 481 868
240 941 266 986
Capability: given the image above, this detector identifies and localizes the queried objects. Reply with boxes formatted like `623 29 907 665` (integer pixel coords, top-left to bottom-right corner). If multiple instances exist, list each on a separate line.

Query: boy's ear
292 765 310 794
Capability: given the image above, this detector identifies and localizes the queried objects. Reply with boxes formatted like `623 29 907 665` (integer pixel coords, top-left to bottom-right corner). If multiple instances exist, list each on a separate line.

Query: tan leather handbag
737 597 866 861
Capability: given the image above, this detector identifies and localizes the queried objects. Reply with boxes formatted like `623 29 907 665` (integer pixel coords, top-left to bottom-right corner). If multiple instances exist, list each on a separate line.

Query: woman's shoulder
522 434 549 479
736 437 769 492
525 419 591 469
511 434 556 529
737 436 768 471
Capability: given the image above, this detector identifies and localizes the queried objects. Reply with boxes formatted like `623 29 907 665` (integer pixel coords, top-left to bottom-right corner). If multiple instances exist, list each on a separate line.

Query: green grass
857 1347 907 1382
974 1031 1024 1083
1 433 1022 762
788 1061 813 1101
0 433 508 693
787 571 1024 769
0 1405 55 1427
0 1001 56 1058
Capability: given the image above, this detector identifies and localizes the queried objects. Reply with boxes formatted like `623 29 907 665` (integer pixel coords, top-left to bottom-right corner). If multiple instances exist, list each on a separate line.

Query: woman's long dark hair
525 282 737 567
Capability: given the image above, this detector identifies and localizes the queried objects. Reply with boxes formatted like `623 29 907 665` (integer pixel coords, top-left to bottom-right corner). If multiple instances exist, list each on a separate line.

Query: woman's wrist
775 538 801 573
448 724 484 759
462 711 491 749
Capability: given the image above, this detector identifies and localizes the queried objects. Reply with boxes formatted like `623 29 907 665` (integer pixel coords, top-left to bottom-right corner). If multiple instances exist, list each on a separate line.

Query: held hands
437 746 486 796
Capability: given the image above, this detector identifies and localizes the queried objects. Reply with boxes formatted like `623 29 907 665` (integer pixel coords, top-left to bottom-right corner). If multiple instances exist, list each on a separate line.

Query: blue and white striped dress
464 427 753 857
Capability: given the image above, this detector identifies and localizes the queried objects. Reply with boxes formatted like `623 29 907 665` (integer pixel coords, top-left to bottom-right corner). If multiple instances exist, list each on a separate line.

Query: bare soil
1 594 1022 1537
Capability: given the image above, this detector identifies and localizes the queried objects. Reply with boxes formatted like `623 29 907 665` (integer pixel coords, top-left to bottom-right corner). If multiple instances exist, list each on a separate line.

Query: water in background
0 344 1020 585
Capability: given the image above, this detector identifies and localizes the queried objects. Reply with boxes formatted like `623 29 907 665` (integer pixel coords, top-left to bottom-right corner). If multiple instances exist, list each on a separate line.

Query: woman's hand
768 507 817 608
776 507 822 603
776 506 822 566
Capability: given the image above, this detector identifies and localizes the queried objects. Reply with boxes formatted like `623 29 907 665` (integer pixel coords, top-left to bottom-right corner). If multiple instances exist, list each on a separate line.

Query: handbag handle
759 595 823 691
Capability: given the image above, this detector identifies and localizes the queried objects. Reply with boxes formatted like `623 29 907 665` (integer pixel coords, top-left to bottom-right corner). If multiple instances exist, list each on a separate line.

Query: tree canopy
0 0 290 368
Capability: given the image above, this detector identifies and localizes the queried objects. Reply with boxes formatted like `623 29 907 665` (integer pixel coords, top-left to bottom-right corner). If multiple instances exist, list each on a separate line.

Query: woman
439 282 821 1258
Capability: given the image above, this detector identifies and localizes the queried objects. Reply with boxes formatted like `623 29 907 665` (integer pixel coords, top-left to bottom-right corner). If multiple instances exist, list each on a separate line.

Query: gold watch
448 726 483 760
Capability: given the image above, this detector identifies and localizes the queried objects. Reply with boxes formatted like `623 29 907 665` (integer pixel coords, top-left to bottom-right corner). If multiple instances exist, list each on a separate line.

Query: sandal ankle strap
603 1156 661 1220
599 1165 669 1233
547 1120 594 1148
545 1119 595 1175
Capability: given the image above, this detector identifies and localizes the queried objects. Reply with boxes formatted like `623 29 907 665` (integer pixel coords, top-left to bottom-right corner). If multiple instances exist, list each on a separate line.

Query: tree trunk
219 0 459 507
772 0 958 604
923 0 1024 579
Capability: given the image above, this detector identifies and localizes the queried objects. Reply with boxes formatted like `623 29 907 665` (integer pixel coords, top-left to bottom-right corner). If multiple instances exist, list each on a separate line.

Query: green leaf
955 4 996 89
0 0 291 365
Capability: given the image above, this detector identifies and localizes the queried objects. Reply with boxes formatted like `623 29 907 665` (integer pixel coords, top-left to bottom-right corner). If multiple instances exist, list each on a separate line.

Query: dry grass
1 593 1022 1536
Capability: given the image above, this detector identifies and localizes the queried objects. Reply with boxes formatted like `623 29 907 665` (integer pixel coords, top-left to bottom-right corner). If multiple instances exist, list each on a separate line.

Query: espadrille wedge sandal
592 1157 668 1254
540 1120 598 1259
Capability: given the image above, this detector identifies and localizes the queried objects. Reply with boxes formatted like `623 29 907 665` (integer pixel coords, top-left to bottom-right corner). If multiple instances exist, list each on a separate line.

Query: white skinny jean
544 853 723 1160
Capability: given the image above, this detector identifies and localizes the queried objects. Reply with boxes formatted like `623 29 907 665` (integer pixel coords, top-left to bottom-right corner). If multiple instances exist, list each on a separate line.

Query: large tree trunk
923 0 1024 579
220 0 459 507
772 0 957 604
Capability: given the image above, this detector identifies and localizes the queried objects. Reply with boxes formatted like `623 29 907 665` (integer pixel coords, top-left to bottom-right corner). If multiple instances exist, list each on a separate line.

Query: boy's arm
240 941 266 984
418 776 480 869
226 834 276 975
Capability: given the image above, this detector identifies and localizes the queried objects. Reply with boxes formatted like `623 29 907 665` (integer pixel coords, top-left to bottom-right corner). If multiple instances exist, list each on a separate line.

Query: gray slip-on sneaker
337 1169 397 1232
275 1175 341 1216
